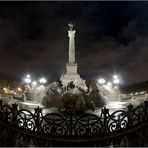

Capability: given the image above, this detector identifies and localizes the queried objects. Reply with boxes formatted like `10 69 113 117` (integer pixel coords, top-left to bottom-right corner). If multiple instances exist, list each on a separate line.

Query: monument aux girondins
60 23 87 89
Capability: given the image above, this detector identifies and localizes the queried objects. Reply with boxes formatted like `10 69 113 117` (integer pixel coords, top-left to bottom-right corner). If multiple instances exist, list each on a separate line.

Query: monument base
60 73 87 90
66 63 77 75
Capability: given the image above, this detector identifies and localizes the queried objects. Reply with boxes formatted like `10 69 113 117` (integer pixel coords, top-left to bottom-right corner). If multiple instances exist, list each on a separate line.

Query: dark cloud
0 2 148 84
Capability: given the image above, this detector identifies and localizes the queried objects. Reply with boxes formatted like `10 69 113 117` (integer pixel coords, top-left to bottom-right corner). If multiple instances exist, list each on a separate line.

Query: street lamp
107 82 112 87
98 78 106 84
24 74 31 84
113 74 118 79
39 77 47 84
17 87 22 91
113 79 120 84
26 74 30 78
24 77 31 84
32 81 37 86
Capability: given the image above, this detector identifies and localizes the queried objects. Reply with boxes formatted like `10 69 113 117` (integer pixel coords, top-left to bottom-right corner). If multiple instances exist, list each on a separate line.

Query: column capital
68 30 76 37
68 22 75 31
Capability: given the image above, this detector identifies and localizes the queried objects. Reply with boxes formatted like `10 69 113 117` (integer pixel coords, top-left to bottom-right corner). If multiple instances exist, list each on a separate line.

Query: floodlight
24 77 31 84
98 78 106 84
107 82 112 87
27 74 31 78
113 74 118 79
32 81 37 86
113 79 120 84
39 77 47 84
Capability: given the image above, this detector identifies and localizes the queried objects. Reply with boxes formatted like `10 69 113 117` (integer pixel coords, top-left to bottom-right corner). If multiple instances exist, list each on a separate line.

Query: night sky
0 1 148 84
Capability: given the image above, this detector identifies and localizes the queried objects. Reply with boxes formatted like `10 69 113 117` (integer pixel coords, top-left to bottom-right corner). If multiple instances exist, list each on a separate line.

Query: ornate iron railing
0 100 148 146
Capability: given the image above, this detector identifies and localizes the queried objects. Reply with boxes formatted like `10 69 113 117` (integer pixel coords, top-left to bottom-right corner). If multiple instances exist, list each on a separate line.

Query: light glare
113 74 118 79
113 79 120 84
3 87 6 91
27 74 30 78
32 81 37 86
39 77 47 84
98 78 105 84
107 82 112 87
17 87 22 91
25 77 31 83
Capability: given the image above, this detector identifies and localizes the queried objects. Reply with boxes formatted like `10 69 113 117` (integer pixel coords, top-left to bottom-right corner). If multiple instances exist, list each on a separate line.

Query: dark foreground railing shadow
0 100 148 147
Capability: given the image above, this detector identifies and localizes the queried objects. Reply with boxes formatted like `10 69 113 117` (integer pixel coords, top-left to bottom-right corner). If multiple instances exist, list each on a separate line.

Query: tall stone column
66 23 78 75
68 30 76 63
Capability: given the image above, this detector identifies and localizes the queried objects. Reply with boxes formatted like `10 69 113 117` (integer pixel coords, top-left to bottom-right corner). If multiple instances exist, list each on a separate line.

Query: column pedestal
66 63 77 75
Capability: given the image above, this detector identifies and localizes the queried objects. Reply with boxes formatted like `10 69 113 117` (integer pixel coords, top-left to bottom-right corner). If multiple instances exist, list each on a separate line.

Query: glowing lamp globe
17 87 22 91
113 79 120 84
98 78 106 84
32 81 37 86
39 78 47 84
27 74 31 78
24 77 31 84
107 82 112 87
113 74 118 79
3 87 6 91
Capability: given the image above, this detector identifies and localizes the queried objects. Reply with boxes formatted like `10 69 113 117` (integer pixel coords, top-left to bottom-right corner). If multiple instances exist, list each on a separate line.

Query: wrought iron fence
0 99 148 146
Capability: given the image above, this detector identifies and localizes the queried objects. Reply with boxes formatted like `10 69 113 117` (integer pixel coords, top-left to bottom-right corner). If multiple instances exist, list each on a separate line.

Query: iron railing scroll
0 99 148 146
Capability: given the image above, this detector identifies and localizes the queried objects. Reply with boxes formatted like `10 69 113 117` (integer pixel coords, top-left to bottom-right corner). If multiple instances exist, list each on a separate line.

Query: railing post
64 108 74 135
0 100 3 111
34 106 42 132
0 100 3 119
69 111 73 135
127 104 134 127
101 107 109 133
12 103 18 124
144 101 148 120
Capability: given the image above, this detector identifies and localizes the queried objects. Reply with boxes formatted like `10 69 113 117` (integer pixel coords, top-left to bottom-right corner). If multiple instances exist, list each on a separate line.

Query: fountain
39 23 122 112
